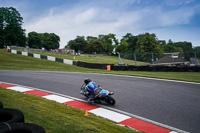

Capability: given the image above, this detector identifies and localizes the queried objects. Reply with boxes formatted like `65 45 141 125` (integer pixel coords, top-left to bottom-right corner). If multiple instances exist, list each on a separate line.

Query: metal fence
118 52 200 66
9 46 74 55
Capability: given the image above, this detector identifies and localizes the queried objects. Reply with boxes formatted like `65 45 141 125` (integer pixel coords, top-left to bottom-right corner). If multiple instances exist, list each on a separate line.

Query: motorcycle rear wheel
104 96 115 105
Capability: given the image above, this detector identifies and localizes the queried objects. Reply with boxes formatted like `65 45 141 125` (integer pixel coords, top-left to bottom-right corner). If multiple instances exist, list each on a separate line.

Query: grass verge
16 49 149 65
0 87 137 133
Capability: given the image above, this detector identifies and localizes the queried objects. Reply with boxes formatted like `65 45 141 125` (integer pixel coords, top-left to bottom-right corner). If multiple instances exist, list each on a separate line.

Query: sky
1 0 200 48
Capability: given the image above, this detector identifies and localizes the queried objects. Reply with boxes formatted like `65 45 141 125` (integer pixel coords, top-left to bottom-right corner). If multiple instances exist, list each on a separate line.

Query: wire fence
119 52 200 66
9 46 74 55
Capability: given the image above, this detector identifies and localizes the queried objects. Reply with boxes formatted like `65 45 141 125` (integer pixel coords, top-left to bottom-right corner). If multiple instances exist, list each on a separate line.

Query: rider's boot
88 99 94 103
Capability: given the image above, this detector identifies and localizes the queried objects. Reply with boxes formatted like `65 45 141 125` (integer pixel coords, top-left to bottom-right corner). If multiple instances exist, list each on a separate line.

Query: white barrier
11 50 17 54
33 54 41 59
22 52 28 56
47 56 56 61
63 59 73 65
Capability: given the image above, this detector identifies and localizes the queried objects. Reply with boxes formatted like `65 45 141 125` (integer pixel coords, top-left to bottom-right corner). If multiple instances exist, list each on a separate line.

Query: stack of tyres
0 102 45 133
0 123 45 133
0 108 25 126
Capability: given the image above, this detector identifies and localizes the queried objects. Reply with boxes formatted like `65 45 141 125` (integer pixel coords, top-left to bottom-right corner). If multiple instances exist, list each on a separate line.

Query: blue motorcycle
80 82 116 105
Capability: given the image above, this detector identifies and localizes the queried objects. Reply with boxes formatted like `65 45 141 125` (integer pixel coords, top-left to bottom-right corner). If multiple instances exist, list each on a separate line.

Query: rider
81 78 101 103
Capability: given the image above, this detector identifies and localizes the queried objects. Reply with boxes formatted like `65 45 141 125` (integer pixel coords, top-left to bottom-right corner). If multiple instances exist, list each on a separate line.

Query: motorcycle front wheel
104 96 115 105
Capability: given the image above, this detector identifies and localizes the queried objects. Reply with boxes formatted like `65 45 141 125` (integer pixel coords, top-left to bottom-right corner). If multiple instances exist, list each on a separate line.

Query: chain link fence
9 46 74 55
119 51 200 66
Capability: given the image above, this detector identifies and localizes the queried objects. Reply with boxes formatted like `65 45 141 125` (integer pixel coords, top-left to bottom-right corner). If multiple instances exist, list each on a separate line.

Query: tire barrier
0 108 24 127
0 105 45 133
0 102 3 108
111 65 200 72
76 61 200 72
77 61 113 70
0 123 45 133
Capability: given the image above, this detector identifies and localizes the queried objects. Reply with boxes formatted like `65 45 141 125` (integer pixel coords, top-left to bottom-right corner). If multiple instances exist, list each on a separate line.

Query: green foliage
27 32 42 49
194 46 200 58
116 38 128 53
174 41 193 60
100 34 118 53
66 36 87 52
0 7 26 48
84 39 104 54
122 33 138 53
27 32 60 50
66 34 119 54
40 33 60 50
136 33 162 53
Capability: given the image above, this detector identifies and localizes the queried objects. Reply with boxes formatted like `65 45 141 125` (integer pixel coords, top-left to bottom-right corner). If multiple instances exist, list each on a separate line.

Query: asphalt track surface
0 70 199 133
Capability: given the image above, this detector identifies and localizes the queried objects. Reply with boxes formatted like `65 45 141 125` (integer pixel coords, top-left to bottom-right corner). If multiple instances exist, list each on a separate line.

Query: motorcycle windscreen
88 81 98 89
99 90 109 97
87 81 98 92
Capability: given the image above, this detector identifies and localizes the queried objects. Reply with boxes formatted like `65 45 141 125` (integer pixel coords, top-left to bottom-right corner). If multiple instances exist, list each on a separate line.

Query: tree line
65 33 200 59
27 32 60 50
0 7 60 50
66 33 198 54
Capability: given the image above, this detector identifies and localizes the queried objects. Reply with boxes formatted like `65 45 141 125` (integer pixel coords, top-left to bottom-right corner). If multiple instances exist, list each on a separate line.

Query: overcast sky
1 0 200 48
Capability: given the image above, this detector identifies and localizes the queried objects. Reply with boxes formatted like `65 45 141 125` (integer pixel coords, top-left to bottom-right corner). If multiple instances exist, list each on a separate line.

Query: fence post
134 53 137 66
152 52 154 64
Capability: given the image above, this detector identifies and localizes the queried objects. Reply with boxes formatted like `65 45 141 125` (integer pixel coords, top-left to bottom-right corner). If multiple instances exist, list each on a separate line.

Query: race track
0 70 199 133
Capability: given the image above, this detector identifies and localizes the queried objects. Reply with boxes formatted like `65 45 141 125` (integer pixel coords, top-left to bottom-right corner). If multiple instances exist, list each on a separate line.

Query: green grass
17 49 149 65
0 49 200 83
0 87 137 133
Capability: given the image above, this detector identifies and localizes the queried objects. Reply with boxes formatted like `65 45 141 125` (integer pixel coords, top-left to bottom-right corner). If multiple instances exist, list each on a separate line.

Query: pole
134 53 136 66
152 52 154 64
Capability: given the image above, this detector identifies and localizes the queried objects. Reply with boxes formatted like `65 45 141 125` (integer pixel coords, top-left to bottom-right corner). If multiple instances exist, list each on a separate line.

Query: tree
84 39 104 53
161 43 183 52
86 36 97 42
174 41 193 60
122 33 138 53
136 33 162 62
158 40 166 45
136 33 162 53
40 33 60 50
0 7 26 48
167 39 174 45
116 38 128 53
27 31 42 49
99 33 118 53
194 46 200 59
66 36 87 52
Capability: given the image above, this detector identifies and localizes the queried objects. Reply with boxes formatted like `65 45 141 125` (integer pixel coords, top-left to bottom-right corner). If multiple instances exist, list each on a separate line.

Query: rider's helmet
84 78 91 85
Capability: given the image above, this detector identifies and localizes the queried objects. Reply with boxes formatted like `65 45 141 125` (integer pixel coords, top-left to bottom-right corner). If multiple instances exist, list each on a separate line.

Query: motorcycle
80 81 116 105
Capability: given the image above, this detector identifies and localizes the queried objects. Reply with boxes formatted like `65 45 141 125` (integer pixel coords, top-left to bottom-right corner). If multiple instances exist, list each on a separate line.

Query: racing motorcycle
80 81 116 105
